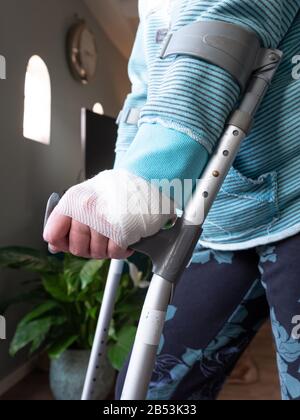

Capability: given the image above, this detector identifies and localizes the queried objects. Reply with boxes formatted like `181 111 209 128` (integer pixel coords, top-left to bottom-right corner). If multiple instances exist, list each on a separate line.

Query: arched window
93 102 104 115
23 55 51 145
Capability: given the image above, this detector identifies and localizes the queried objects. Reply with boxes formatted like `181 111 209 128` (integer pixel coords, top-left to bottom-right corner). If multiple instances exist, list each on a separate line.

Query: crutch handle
44 193 61 229
44 193 61 254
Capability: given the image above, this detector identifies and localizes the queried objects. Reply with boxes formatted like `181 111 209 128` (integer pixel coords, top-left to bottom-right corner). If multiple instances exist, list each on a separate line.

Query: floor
219 322 280 400
1 322 280 401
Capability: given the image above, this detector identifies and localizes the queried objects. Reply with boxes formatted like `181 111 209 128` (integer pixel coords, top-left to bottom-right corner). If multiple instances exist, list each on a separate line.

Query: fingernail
48 245 59 255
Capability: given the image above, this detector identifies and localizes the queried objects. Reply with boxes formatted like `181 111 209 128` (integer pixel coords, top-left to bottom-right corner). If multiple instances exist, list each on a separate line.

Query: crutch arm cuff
160 20 263 92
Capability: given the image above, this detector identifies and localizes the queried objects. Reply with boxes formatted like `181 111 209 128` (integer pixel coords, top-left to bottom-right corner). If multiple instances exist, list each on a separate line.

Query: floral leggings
116 233 300 400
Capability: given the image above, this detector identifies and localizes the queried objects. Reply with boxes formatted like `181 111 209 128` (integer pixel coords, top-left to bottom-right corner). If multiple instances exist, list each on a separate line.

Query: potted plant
0 247 150 400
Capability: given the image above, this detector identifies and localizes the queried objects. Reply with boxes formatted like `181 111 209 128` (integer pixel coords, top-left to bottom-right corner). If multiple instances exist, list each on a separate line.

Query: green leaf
115 289 144 321
63 254 86 274
42 274 73 302
18 301 60 328
108 321 117 342
0 247 61 274
108 325 137 371
119 273 131 291
80 259 106 289
62 255 88 296
94 290 104 304
115 303 142 324
48 335 79 359
9 315 66 356
30 331 50 355
86 306 98 320
64 269 80 296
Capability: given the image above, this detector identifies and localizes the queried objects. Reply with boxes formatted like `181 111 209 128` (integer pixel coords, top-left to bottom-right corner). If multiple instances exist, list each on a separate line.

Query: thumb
43 210 72 251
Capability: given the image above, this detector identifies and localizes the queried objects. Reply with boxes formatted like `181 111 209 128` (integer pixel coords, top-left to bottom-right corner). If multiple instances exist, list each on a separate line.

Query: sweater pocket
203 167 280 241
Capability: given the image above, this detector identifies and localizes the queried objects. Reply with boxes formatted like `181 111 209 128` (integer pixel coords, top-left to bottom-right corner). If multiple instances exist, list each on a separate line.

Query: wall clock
67 20 98 85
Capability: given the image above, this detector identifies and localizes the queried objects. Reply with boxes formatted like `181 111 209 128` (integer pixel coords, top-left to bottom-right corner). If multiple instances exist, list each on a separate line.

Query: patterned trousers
116 233 300 400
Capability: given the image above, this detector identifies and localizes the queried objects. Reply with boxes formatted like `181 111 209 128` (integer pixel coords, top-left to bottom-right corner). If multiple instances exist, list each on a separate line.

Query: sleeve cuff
118 122 209 206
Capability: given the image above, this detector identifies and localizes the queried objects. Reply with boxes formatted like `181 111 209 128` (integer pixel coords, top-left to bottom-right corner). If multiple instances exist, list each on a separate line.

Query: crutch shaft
81 259 124 400
184 125 246 225
121 48 283 400
121 275 173 400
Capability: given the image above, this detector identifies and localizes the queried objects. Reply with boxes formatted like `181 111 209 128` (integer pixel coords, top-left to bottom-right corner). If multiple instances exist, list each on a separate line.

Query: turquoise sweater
116 0 300 251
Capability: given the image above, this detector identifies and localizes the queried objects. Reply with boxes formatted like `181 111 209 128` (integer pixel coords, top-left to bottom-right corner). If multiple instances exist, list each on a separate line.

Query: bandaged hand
43 169 176 260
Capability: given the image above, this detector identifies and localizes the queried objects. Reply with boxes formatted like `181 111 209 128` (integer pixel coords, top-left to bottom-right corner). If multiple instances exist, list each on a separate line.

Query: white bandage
54 169 176 249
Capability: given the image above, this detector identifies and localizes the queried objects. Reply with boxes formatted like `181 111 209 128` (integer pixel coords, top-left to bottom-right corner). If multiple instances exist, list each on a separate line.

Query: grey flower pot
50 350 115 400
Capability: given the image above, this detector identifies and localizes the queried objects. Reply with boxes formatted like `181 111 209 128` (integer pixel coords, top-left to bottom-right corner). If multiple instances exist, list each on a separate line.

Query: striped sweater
116 0 300 251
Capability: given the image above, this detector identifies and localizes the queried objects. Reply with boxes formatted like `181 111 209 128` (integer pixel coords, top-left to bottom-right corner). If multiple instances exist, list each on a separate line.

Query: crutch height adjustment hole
223 150 229 156
233 130 240 136
203 191 209 198
269 53 279 62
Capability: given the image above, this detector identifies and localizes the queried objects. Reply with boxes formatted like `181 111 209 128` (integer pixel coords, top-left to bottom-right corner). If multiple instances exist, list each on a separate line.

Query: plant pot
50 349 115 400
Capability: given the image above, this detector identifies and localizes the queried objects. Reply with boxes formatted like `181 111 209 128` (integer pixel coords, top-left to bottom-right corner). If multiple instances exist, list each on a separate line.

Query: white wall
84 0 138 59
0 0 131 382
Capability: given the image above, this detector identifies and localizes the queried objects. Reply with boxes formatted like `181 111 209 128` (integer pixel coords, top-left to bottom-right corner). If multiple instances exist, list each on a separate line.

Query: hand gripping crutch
44 20 283 401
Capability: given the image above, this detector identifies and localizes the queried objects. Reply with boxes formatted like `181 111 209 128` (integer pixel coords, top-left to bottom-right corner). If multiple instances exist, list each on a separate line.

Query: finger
48 244 62 255
69 220 91 258
90 229 108 260
107 240 134 260
43 211 71 252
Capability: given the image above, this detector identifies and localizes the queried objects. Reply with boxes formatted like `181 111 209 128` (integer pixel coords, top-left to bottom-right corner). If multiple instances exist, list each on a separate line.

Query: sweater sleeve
119 0 300 202
114 22 148 168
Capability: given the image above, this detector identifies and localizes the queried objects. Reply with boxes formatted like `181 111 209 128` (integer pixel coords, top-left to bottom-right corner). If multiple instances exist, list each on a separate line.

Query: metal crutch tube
120 274 173 400
81 259 124 400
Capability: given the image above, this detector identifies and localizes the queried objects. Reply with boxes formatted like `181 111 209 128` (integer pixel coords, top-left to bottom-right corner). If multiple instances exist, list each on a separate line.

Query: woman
44 0 300 400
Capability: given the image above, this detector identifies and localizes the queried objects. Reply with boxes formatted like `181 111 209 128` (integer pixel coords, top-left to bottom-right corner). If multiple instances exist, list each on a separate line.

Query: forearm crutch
45 21 283 401
120 22 283 400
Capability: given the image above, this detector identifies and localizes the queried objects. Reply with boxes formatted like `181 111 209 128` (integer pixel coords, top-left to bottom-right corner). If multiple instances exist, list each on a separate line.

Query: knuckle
91 253 104 260
108 243 124 259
